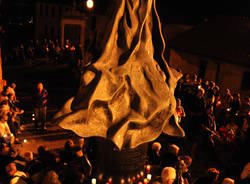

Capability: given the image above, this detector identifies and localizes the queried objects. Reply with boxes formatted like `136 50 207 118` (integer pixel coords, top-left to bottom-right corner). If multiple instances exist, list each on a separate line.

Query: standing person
33 82 48 132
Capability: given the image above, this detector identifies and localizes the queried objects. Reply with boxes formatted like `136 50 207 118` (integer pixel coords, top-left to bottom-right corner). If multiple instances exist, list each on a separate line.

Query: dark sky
156 1 250 16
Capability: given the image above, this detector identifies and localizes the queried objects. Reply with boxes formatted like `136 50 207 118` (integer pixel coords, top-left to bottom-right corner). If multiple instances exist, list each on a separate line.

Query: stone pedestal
89 138 148 183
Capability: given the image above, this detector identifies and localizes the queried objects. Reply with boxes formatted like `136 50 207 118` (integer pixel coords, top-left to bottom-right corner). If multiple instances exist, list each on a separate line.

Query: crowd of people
5 39 85 70
0 44 250 183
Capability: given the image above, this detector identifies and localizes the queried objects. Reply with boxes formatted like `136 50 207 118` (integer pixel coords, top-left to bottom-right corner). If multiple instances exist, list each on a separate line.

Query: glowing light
140 171 144 177
147 174 152 181
146 165 151 173
86 0 94 9
91 178 96 184
143 178 149 184
98 173 103 181
32 118 35 121
23 139 27 143
32 114 35 117
120 178 125 184
137 174 141 179
108 177 112 184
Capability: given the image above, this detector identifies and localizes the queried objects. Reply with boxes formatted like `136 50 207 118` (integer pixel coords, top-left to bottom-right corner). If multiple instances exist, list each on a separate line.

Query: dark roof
167 16 250 68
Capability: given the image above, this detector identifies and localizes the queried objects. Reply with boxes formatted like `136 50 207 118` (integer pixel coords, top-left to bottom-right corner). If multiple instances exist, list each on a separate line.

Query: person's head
176 98 181 106
206 167 220 182
209 81 215 88
0 143 10 154
65 139 74 151
191 74 197 83
42 170 61 184
78 138 84 148
213 86 220 94
181 155 192 167
38 145 47 157
37 82 44 92
183 73 190 82
152 142 161 154
226 89 231 95
197 77 202 85
168 144 180 156
24 151 34 162
233 93 240 99
10 83 16 90
0 109 9 122
197 88 205 98
161 167 176 184
222 178 235 184
5 162 17 176
2 79 7 86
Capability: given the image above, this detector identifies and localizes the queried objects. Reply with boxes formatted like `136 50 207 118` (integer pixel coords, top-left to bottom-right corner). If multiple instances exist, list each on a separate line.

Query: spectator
230 93 241 117
161 167 176 184
176 98 186 124
148 142 161 165
240 162 250 184
37 145 57 169
5 162 29 184
221 178 234 184
194 167 220 184
33 82 48 132
201 105 218 147
221 89 233 110
178 155 192 184
161 144 180 168
0 109 15 145
42 170 61 184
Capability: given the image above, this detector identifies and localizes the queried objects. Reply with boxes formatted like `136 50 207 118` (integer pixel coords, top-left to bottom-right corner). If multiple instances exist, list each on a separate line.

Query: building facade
167 17 250 96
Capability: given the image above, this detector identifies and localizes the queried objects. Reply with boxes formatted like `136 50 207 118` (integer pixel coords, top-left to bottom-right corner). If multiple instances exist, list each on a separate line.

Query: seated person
5 162 29 184
161 167 176 184
194 167 220 184
0 109 15 145
222 178 235 184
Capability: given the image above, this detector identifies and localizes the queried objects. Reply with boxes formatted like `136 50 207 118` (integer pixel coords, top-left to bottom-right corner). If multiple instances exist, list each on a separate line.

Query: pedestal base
89 138 148 182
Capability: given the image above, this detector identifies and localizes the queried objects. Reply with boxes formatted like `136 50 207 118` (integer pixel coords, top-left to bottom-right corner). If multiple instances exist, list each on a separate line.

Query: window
241 71 250 91
40 4 43 16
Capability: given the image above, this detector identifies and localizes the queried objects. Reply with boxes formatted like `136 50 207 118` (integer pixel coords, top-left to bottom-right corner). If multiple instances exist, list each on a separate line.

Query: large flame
55 0 184 150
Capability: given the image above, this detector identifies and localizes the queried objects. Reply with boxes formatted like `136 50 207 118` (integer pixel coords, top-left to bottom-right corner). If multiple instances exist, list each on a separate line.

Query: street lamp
86 0 94 9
